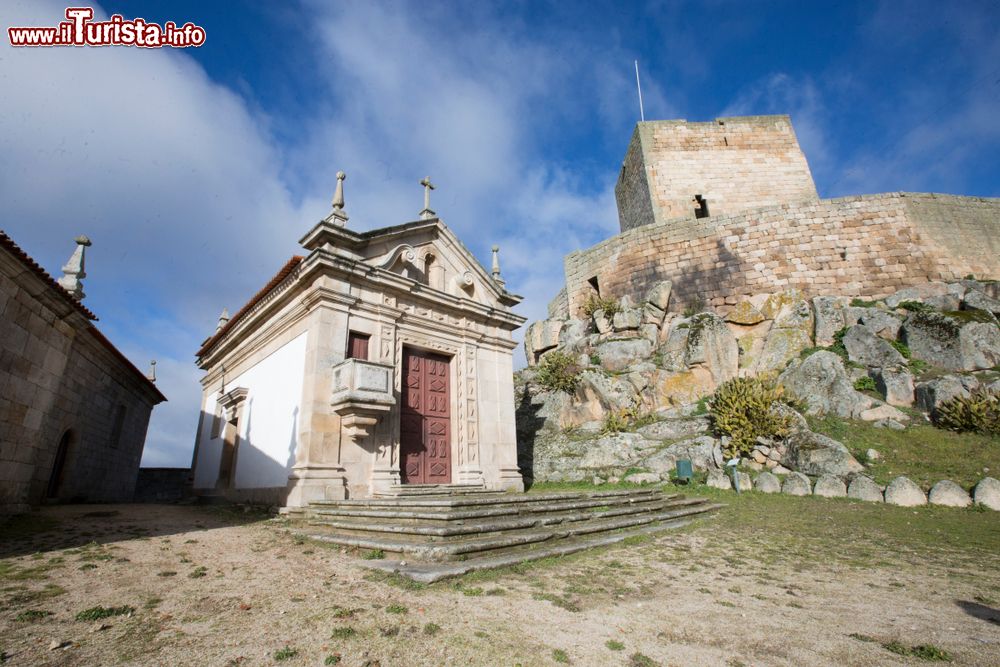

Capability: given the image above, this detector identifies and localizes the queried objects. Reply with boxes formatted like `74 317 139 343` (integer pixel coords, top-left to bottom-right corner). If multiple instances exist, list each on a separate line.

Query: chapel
190 174 525 506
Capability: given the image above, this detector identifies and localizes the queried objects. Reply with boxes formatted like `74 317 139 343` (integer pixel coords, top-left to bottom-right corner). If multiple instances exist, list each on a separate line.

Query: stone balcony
330 358 396 439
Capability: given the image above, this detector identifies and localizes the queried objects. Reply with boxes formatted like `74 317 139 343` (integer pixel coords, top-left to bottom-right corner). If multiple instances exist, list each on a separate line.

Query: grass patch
14 609 51 622
274 646 298 661
552 648 570 663
385 604 408 614
324 655 341 665
532 592 581 612
422 622 441 636
188 566 208 579
75 605 134 621
330 626 356 639
361 549 385 560
0 514 60 541
629 653 659 667
882 640 952 661
807 413 998 488
606 640 625 651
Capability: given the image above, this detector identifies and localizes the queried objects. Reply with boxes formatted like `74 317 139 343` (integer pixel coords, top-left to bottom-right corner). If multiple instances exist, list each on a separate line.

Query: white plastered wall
192 331 308 489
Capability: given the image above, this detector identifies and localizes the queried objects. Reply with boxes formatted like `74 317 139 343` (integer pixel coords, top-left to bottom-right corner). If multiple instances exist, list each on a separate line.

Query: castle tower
615 115 819 232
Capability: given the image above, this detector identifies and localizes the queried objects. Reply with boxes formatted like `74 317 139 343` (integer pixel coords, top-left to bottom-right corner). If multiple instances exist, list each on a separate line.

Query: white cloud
1 0 647 466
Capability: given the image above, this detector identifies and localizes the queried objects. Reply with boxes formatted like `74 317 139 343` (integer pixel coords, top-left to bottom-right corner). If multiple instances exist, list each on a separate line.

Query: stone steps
305 502 721 564
306 496 703 540
364 517 704 584
372 483 492 498
293 487 722 578
304 489 669 523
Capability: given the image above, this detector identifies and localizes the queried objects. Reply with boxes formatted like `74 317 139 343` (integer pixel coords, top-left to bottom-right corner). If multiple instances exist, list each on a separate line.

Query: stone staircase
291 486 723 582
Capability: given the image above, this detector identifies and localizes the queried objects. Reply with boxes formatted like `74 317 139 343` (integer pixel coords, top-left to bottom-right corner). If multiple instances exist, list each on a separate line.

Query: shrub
853 376 877 392
933 390 999 435
583 294 620 318
537 351 582 394
709 376 793 459
602 409 630 434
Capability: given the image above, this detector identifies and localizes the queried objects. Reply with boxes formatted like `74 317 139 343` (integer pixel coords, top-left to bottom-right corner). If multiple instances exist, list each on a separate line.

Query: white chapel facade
190 174 525 506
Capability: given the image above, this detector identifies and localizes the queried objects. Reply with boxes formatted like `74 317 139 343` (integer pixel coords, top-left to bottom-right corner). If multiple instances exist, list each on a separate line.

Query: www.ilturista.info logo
8 7 206 48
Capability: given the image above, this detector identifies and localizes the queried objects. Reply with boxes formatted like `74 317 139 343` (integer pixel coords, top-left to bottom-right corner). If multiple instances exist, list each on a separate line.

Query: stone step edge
362 515 713 583
302 493 683 522
309 487 663 509
304 497 706 537
301 503 724 559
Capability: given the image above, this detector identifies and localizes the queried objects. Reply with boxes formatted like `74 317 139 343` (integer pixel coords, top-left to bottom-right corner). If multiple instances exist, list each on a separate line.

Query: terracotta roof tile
196 255 304 358
0 229 164 402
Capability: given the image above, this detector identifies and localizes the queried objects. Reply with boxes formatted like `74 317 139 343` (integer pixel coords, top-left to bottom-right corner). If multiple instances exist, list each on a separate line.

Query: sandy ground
1 502 999 667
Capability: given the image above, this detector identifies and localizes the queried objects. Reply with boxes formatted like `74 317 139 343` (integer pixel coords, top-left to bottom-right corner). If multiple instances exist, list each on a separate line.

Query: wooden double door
400 348 451 484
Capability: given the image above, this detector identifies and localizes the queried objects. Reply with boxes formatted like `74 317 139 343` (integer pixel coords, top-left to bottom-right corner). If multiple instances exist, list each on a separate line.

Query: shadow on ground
957 599 1000 626
0 503 272 559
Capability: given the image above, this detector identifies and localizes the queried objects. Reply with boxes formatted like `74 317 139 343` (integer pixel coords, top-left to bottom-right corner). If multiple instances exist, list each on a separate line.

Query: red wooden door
401 348 451 484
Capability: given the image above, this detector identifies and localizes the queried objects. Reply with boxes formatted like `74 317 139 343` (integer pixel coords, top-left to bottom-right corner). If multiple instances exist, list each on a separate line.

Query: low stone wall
133 468 191 503
707 470 1000 511
560 193 1000 320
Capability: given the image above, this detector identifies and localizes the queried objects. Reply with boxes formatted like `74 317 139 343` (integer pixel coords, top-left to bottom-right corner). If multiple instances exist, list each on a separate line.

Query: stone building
541 114 1000 332
0 231 166 514
190 174 525 506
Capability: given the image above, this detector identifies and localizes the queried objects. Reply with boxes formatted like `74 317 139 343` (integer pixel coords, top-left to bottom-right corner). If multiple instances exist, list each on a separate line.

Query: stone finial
325 171 349 227
216 308 230 332
147 360 157 382
419 176 436 220
491 244 506 288
57 235 92 299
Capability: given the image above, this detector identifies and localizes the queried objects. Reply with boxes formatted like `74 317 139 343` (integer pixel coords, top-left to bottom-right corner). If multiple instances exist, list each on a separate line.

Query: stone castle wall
616 116 819 232
563 192 1000 318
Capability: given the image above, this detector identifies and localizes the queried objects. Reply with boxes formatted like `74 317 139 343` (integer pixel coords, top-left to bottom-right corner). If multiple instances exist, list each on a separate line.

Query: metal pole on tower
634 60 645 122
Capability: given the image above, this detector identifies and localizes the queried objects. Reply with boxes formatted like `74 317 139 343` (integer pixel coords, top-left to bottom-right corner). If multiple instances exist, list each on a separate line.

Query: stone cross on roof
57 235 91 300
325 171 349 227
419 176 436 220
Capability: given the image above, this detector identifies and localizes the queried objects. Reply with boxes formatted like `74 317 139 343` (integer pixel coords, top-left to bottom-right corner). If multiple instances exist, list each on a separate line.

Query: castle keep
546 115 1000 329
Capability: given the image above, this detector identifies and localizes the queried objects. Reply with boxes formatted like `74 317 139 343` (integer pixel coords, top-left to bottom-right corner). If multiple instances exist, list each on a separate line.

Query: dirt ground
1 494 999 667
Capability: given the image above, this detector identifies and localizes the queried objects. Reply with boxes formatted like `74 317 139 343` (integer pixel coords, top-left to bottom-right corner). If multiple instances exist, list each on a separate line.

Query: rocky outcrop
778 352 872 418
520 280 1000 490
843 324 906 368
913 374 979 414
781 429 864 477
902 311 1000 371
870 367 914 406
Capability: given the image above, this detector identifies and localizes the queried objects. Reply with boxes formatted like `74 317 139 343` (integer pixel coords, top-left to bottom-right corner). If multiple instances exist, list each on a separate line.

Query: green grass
324 655 341 665
14 609 51 622
274 646 298 661
807 414 998 488
606 640 625 651
552 648 570 663
330 626 356 639
74 605 134 621
882 641 952 661
361 549 385 560
683 484 1000 564
385 604 407 614
422 622 441 636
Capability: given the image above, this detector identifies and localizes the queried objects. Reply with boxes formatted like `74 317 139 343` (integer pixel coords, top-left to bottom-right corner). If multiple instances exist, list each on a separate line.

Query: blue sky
2 0 998 467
